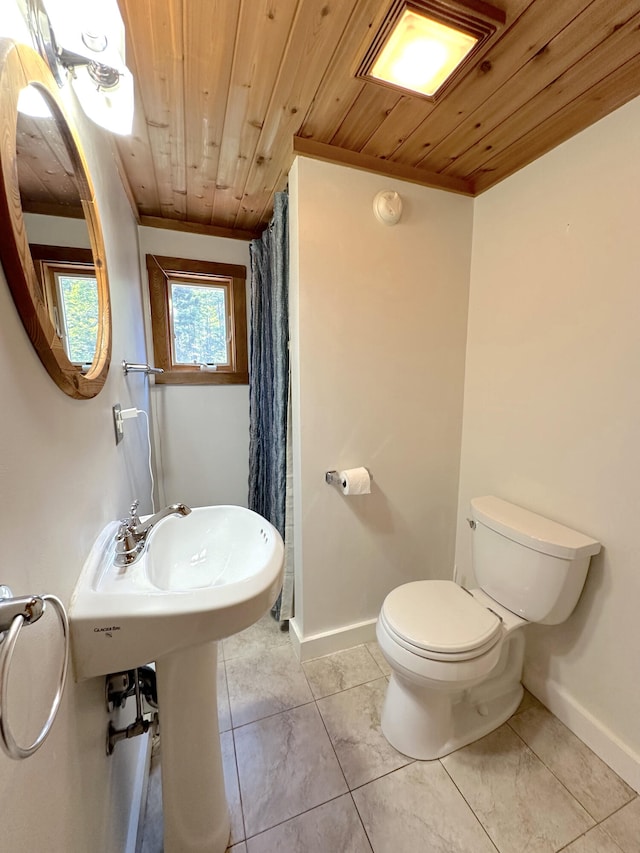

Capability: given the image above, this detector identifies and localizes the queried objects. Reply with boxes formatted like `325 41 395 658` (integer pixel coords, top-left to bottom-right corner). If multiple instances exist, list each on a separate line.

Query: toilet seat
381 580 503 662
380 610 502 662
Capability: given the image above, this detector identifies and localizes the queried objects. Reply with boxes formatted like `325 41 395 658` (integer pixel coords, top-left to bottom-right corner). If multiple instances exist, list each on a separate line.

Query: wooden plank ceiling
114 0 640 238
18 113 84 218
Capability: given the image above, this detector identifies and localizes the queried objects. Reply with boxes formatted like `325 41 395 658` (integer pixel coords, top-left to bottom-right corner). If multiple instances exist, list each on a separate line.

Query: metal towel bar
122 361 164 375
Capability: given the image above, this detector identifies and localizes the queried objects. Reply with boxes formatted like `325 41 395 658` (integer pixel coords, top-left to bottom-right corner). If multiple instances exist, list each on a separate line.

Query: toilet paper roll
340 467 371 496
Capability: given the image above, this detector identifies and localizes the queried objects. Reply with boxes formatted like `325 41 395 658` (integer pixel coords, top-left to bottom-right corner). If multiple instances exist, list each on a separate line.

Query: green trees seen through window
58 274 99 364
170 281 228 365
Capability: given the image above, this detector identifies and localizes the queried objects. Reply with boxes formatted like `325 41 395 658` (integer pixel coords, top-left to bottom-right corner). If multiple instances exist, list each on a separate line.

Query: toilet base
380 631 526 760
382 674 523 760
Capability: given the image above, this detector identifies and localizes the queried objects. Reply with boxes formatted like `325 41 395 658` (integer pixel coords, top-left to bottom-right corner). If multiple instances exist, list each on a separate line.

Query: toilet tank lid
471 497 601 560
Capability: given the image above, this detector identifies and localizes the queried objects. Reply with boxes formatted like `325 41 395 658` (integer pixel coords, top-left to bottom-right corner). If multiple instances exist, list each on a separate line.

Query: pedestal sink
70 505 284 853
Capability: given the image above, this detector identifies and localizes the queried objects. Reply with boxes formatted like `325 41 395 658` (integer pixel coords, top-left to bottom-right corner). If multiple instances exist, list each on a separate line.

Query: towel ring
0 594 69 760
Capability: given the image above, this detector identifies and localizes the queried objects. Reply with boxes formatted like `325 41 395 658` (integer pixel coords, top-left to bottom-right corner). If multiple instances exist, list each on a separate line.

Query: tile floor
141 615 639 853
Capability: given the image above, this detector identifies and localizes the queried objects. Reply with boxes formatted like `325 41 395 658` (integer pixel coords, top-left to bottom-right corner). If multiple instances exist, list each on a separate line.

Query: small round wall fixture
373 190 403 225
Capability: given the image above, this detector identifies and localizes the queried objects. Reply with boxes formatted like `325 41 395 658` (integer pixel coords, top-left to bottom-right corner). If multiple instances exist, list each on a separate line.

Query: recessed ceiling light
371 10 478 97
357 1 505 101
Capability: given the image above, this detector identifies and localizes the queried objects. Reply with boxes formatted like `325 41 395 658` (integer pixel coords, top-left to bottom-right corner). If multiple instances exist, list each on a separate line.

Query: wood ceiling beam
139 214 258 241
22 201 85 219
293 136 474 196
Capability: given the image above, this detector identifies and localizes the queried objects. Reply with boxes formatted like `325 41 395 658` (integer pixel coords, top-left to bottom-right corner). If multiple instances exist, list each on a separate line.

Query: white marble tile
246 794 372 853
222 613 291 661
442 724 594 853
303 645 384 699
317 678 411 788
226 644 313 727
218 659 231 733
228 844 247 853
509 706 635 821
222 730 245 845
353 760 497 853
234 702 348 837
366 641 392 676
562 825 626 853
513 688 544 716
600 798 640 853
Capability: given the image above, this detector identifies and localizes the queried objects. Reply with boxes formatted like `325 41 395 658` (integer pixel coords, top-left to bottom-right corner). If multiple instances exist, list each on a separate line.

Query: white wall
138 227 251 509
25 212 92 248
456 96 640 788
0 25 152 853
290 157 473 649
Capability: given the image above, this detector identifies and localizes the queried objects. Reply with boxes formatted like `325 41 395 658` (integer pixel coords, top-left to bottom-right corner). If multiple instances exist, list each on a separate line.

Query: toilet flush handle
467 518 476 529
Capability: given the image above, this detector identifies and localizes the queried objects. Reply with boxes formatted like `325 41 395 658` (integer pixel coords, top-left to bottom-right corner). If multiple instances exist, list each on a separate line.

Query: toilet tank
470 496 601 625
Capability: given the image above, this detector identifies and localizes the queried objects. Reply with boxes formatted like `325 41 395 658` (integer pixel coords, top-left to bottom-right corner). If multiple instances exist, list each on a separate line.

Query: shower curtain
248 191 293 621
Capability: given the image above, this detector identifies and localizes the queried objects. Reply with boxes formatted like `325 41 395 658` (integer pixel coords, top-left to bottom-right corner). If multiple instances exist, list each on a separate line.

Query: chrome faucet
114 499 192 567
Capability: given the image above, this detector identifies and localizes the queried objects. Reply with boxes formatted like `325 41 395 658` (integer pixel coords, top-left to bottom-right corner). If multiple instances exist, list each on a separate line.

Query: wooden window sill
154 370 249 386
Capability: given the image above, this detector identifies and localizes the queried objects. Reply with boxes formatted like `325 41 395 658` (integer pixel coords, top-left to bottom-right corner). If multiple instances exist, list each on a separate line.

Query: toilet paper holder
325 469 373 487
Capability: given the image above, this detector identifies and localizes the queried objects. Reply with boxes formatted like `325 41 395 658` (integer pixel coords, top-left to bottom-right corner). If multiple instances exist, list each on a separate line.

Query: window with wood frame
30 244 99 369
146 255 248 385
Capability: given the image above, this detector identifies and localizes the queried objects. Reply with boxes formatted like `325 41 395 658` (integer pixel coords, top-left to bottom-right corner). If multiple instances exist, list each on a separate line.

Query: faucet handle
129 499 141 526
114 519 144 567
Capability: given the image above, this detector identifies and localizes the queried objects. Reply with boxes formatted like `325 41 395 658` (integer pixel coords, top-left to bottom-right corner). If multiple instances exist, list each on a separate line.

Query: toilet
376 496 601 760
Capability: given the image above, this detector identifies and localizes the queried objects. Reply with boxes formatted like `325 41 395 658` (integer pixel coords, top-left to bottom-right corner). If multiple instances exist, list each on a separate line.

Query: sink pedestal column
156 640 230 853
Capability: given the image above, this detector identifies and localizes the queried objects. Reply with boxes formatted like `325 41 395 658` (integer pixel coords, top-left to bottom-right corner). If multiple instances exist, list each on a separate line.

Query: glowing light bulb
391 38 448 89
370 9 479 97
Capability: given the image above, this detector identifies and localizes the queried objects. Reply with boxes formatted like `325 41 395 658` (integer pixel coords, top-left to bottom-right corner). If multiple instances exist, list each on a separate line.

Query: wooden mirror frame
0 39 111 399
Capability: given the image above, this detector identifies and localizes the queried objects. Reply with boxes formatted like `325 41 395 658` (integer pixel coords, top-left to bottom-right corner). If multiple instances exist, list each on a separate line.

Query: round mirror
0 39 111 399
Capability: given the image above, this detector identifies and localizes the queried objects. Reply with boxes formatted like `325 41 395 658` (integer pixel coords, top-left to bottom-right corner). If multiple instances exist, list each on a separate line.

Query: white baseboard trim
126 730 153 853
523 667 640 794
289 617 377 661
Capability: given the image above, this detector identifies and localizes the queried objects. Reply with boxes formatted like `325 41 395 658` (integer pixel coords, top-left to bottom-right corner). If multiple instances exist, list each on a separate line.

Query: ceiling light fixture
357 0 505 101
26 0 135 136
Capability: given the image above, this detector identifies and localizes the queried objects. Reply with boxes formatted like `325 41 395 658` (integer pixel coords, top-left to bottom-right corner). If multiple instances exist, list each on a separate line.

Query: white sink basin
70 505 284 679
70 504 285 853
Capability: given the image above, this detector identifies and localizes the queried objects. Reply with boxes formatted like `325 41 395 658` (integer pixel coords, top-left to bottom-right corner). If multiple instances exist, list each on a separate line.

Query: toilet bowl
377 581 526 759
377 497 601 760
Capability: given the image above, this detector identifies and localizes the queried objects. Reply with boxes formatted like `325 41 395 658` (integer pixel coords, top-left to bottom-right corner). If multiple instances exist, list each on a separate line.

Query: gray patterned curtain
248 192 290 621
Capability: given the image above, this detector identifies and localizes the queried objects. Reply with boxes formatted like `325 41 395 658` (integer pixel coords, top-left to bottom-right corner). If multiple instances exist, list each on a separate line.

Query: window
146 255 248 385
30 245 99 368
170 277 229 366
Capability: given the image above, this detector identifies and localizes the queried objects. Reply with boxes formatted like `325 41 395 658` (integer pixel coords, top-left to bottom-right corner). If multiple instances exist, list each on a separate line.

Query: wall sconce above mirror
26 0 134 135
0 38 111 399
